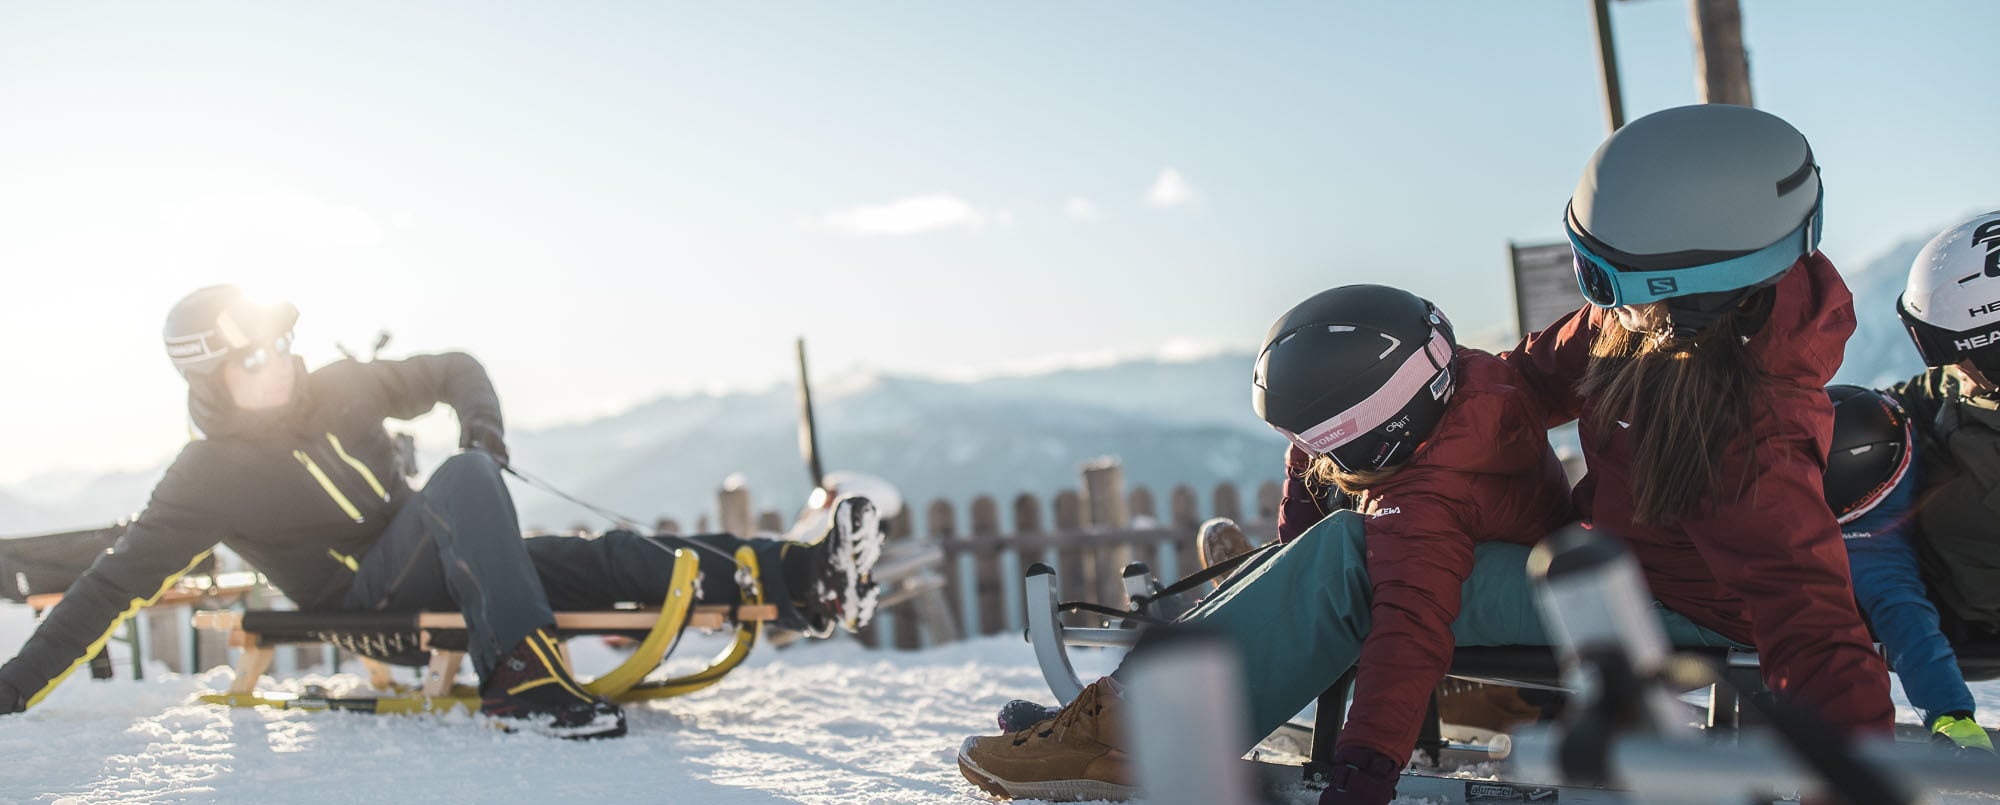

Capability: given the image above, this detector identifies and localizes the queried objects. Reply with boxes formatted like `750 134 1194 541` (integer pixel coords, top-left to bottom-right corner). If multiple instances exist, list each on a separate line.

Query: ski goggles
1565 193 1823 309
1898 297 2000 378
1268 326 1453 458
235 332 293 373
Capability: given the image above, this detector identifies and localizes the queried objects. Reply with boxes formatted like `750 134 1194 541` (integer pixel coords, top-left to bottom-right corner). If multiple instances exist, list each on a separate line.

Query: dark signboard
1511 241 1586 340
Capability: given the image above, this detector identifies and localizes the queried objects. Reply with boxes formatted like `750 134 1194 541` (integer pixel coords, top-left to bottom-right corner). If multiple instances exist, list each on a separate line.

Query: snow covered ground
0 601 1994 804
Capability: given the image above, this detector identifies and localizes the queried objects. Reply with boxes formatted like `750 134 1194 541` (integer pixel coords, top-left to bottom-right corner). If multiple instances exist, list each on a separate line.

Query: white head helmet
1898 211 2000 376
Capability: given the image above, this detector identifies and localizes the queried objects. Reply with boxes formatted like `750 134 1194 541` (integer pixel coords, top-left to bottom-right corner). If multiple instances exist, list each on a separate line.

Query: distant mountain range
499 354 1285 533
0 234 1940 538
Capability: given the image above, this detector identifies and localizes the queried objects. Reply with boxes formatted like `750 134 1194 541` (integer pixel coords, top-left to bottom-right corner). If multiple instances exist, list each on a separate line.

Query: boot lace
1012 685 1106 746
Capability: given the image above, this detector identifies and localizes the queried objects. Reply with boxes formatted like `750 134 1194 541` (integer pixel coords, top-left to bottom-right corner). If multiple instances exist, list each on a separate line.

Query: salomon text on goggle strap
1565 189 1824 308
1268 327 1452 457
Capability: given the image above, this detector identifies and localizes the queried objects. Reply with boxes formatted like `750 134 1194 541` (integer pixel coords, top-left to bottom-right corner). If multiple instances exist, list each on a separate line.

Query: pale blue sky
1 1 1993 483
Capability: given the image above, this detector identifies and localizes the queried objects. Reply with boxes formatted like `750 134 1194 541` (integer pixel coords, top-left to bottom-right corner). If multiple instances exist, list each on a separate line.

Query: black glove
1320 745 1400 805
459 418 509 467
0 677 24 716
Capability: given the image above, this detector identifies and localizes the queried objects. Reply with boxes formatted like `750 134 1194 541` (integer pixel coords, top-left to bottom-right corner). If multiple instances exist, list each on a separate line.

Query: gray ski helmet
1566 104 1823 335
1822 385 1912 525
1897 211 2000 377
1253 284 1457 473
162 285 298 377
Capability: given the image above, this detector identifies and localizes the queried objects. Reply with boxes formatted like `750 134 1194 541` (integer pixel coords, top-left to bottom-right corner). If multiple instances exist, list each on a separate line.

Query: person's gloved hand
459 418 509 467
0 677 25 716
1320 745 1400 805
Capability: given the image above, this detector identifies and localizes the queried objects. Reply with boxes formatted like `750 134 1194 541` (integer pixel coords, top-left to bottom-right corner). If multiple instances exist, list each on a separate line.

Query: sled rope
1118 540 1281 615
502 464 753 573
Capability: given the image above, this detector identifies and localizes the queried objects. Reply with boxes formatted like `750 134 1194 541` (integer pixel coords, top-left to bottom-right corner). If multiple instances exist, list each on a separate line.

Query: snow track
0 603 1992 804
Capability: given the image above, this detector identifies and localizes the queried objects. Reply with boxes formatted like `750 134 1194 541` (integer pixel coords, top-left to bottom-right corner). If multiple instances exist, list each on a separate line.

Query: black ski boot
784 496 884 638
480 627 626 739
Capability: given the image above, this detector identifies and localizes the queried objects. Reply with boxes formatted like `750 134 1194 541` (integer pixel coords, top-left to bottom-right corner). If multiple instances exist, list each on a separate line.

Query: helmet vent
1375 333 1401 360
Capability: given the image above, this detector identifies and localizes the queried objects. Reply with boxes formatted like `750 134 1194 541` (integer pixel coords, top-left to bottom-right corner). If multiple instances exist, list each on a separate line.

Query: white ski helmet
1898 211 2000 377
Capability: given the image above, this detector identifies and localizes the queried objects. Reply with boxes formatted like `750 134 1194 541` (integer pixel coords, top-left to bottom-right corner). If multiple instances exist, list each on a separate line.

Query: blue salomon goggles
1566 189 1824 309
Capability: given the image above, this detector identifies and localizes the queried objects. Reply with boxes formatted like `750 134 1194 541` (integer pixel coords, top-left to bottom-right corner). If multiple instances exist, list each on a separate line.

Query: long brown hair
1578 292 1773 525
1303 454 1400 497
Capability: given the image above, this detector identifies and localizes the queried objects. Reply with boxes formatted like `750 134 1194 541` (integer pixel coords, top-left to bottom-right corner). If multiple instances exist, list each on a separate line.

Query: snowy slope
0 602 1996 805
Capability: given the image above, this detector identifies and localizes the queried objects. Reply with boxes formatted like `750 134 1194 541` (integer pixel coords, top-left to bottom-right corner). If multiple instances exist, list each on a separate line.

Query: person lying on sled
955 105 1894 805
0 285 884 740
1822 384 1992 754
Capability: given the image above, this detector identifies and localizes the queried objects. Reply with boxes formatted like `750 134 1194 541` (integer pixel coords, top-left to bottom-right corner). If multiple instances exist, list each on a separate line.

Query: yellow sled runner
197 547 772 713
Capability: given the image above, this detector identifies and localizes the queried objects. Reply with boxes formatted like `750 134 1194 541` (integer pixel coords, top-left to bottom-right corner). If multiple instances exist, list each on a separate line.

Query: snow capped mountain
502 358 1283 533
1831 237 1929 390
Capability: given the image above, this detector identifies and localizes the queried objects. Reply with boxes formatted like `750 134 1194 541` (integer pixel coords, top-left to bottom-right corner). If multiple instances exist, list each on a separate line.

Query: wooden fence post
1010 493 1046 635
969 496 1006 636
1129 484 1177 584
756 509 784 536
718 480 753 540
1212 482 1242 524
1256 480 1281 522
903 499 960 649
1129 486 1158 528
1052 490 1089 615
1170 485 1202 575
1081 458 1131 605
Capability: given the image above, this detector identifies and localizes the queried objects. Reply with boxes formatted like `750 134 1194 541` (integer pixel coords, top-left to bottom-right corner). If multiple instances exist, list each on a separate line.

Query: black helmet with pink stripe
1253 284 1457 472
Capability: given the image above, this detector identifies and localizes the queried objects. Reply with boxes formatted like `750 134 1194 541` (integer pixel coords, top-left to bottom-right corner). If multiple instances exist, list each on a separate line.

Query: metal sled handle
1026 564 1143 706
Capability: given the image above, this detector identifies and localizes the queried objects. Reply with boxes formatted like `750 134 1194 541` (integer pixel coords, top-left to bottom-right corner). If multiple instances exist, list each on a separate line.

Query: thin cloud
1063 197 1101 220
814 194 991 237
1147 168 1198 208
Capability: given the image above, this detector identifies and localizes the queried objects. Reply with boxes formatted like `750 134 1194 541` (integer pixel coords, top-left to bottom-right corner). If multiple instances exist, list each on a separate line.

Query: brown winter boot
957 677 1138 801
1197 518 1255 587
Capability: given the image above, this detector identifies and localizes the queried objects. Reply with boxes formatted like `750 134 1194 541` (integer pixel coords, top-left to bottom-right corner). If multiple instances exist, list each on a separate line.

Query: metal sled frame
1023 561 1749 801
196 547 773 714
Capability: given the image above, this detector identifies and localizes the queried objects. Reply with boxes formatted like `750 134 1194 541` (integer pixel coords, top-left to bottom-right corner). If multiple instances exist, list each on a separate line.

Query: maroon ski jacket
1502 253 1894 736
1275 347 1575 763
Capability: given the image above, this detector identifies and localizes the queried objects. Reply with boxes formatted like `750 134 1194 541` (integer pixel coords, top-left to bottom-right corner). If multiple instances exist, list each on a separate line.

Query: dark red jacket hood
1275 347 1574 764
1502 253 1893 736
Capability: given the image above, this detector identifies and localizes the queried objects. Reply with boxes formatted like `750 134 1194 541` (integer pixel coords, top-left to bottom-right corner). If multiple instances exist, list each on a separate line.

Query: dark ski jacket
1277 347 1575 764
1887 366 2000 631
0 354 501 710
1503 253 1895 736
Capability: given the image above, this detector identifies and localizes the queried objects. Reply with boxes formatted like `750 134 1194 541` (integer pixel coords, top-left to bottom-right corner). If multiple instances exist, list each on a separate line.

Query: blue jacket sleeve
1843 463 1977 724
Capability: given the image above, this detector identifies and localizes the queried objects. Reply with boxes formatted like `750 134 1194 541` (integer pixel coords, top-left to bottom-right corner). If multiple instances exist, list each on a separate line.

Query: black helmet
1823 385 1912 524
162 285 298 377
1253 284 1457 472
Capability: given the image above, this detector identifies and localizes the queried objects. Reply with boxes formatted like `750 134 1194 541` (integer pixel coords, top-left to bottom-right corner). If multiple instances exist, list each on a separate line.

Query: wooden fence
855 459 1281 650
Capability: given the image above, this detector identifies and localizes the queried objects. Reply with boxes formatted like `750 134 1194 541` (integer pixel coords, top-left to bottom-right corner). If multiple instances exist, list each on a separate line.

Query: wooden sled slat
194 605 781 635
